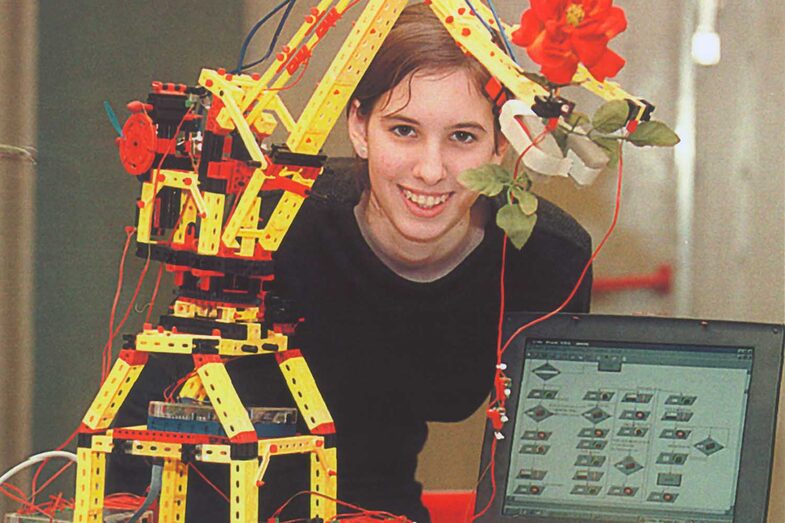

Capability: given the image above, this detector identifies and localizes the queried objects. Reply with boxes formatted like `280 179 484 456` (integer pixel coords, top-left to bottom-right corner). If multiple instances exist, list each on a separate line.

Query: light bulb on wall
691 0 721 66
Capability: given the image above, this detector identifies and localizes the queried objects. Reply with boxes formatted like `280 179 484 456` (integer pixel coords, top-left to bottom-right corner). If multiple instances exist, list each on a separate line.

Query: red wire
189 463 230 503
271 490 412 522
472 138 626 520
103 226 137 381
500 140 625 354
30 461 74 500
144 262 165 325
29 428 78 506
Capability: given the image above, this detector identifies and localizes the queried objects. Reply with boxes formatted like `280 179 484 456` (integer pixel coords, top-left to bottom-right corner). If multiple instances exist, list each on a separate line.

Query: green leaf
628 120 681 147
510 186 538 216
592 100 630 133
458 164 511 197
564 111 590 129
591 136 621 167
496 203 538 249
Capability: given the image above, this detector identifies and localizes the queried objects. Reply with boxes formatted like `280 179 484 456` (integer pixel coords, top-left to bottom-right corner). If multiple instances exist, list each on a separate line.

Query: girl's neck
354 192 486 282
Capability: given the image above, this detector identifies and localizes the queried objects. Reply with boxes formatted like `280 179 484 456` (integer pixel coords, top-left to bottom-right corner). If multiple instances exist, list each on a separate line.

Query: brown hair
351 3 496 117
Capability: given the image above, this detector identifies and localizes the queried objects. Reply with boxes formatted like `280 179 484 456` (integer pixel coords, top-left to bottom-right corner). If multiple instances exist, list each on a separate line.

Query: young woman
110 3 591 522
271 3 592 521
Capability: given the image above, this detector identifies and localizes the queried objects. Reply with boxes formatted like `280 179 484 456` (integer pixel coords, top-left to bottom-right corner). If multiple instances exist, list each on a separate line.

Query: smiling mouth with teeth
401 187 452 209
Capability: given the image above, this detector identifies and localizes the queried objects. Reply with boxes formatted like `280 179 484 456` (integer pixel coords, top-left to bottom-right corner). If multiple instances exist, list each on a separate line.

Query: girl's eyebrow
380 114 420 125
381 114 489 133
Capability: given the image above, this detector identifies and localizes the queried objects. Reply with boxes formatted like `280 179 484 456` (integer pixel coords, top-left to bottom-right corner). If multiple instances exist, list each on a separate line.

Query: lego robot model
71 1 652 522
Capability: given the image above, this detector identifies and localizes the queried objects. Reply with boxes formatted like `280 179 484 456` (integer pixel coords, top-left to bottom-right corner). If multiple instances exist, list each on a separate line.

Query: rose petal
512 9 543 47
572 33 609 65
531 0 561 23
587 47 625 82
541 54 579 84
599 6 627 38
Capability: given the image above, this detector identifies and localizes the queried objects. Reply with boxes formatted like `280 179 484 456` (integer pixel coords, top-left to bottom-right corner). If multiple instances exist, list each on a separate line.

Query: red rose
512 0 627 85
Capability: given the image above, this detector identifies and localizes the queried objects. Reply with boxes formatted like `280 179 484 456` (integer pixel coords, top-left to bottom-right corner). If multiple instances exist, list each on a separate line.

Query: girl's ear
347 99 370 160
490 132 510 165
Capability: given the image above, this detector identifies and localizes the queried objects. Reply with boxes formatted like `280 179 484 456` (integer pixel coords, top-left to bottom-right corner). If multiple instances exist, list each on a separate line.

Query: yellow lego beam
230 460 259 523
82 350 148 431
73 447 106 523
287 0 408 154
276 350 335 434
195 358 257 440
311 447 337 520
159 459 189 523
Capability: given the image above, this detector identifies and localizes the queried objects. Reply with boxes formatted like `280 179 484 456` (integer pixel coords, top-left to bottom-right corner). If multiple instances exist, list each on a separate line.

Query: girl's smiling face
348 68 506 252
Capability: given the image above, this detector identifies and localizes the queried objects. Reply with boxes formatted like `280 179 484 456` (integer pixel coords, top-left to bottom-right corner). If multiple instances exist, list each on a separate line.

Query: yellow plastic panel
82 358 145 431
277 354 334 431
197 362 256 438
257 191 305 251
197 192 225 256
136 181 156 244
159 459 189 523
237 196 261 257
73 448 106 523
222 167 268 248
229 460 259 523
287 0 408 154
174 193 198 244
311 447 337 520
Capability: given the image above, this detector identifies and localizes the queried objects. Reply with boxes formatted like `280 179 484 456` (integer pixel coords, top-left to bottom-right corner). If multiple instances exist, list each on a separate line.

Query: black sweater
108 165 592 522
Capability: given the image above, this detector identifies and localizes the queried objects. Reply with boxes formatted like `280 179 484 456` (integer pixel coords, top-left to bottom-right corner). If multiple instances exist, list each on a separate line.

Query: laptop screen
476 314 784 523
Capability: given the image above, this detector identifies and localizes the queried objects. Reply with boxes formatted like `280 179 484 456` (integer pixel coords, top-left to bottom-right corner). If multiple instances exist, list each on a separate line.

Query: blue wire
233 0 295 73
464 0 519 66
103 100 124 137
240 0 297 72
485 0 519 65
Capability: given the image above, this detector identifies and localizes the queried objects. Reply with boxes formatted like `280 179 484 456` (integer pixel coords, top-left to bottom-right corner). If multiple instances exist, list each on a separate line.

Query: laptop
475 313 784 523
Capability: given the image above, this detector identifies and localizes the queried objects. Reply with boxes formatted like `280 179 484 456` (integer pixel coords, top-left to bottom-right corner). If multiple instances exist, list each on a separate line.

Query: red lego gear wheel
119 112 157 175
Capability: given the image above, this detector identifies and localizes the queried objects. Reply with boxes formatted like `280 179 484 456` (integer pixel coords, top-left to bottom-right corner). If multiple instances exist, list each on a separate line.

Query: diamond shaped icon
615 456 644 476
582 407 611 424
695 437 724 456
533 363 561 381
525 405 554 422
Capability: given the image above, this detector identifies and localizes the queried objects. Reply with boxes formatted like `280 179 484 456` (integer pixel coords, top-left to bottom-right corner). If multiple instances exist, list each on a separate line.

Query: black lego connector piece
626 99 655 122
230 130 253 162
270 144 326 168
160 315 250 340
111 439 130 455
122 334 137 350
532 95 575 119
193 339 220 354
181 443 197 464
323 433 338 450
230 442 258 460
77 432 94 448
199 132 227 179
186 85 208 96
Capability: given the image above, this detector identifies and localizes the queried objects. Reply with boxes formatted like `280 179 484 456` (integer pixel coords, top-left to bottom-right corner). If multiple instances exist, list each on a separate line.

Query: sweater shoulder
530 196 591 256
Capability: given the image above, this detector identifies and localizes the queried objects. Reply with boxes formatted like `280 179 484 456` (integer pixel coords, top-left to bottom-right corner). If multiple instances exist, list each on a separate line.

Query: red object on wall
592 263 672 294
422 490 476 523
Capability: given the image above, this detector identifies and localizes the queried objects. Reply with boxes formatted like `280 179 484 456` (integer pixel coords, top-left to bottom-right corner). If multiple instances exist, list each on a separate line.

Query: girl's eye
452 130 477 144
391 125 416 138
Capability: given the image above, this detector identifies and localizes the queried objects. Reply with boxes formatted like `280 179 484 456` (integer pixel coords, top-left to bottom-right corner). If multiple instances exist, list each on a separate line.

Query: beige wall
0 1 36 517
